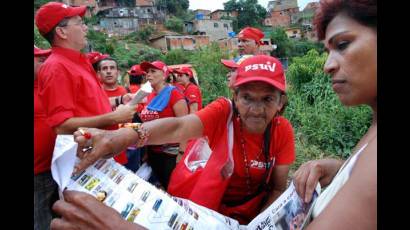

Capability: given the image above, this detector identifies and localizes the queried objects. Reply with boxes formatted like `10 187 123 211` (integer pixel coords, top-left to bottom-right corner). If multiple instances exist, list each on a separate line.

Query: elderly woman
50 55 296 228
293 0 377 229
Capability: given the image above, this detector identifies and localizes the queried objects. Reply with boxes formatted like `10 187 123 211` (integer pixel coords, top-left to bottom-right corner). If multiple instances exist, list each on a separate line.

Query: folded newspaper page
51 135 320 230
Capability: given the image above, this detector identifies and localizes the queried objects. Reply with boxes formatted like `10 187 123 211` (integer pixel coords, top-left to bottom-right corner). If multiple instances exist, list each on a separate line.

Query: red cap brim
34 49 52 57
221 59 238 69
234 76 285 92
140 61 159 72
67 5 87 18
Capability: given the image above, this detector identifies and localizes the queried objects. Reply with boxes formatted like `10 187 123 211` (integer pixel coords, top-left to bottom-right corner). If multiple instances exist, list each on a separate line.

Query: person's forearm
54 113 118 134
143 115 202 146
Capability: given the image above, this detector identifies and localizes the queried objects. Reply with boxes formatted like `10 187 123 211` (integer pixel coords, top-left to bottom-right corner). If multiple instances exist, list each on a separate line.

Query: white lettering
245 65 252 72
252 64 259 70
259 64 268 70
268 63 276 72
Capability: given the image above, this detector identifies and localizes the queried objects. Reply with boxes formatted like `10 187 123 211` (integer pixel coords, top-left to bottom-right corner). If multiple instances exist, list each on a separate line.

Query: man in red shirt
35 2 134 165
98 57 128 98
237 27 265 55
34 46 57 230
174 67 203 113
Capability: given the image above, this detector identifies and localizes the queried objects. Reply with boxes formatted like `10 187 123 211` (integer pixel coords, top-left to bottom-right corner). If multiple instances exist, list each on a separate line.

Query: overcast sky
188 0 319 12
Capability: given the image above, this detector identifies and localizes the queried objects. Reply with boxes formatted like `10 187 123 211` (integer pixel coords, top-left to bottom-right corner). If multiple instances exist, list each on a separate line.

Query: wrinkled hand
113 104 137 123
73 127 135 175
293 160 324 203
50 190 145 230
122 93 134 104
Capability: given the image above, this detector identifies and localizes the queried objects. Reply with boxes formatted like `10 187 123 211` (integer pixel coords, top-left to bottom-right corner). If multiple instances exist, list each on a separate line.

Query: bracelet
119 123 149 147
115 97 120 107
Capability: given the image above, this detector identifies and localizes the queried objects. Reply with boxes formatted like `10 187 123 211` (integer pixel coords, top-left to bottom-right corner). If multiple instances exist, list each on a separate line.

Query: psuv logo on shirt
250 160 271 169
140 109 160 121
244 62 276 73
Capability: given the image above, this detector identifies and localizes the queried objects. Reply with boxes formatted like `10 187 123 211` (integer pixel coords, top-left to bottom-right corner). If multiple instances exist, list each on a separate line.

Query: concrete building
98 6 165 35
192 19 234 41
209 9 238 20
264 0 299 28
149 33 210 52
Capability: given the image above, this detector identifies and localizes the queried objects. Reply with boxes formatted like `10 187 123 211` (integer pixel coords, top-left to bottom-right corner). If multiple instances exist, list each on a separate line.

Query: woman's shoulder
273 116 294 132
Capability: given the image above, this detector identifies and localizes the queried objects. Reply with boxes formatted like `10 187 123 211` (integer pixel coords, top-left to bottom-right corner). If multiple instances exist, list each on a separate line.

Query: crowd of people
34 0 377 229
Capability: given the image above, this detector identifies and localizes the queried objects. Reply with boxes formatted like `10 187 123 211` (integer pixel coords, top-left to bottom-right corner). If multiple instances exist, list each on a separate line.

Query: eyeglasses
59 20 86 28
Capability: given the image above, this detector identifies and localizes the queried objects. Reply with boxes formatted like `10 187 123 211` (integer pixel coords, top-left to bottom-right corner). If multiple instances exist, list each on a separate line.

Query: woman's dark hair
189 76 197 85
314 0 377 40
129 75 144 85
166 74 176 83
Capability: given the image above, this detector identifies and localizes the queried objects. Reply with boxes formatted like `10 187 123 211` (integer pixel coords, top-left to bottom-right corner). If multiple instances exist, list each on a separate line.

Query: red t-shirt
139 88 185 122
37 47 127 165
129 84 140 94
179 83 203 111
34 79 57 175
104 85 127 98
196 98 295 203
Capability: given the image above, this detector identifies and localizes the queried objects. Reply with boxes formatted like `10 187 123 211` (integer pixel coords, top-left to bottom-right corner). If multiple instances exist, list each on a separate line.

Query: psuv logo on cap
244 61 276 73
62 4 69 8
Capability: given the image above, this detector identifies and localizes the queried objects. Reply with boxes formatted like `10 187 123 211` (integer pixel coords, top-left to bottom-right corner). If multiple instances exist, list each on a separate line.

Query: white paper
127 81 152 106
51 135 78 191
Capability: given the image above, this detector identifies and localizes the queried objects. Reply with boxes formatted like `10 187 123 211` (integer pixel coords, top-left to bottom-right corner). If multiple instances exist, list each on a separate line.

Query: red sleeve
38 63 75 128
272 116 296 165
185 85 201 105
168 88 186 107
195 98 230 144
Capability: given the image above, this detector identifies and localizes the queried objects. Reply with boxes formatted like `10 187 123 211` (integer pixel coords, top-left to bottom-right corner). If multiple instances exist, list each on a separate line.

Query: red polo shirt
37 47 127 164
196 98 295 203
129 84 140 94
34 79 57 175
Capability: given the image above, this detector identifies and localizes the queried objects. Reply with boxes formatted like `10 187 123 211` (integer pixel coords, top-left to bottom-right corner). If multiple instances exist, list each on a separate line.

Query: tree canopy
223 0 267 32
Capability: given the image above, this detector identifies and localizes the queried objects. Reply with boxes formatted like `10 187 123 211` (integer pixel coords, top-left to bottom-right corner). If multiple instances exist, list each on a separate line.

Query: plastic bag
184 137 212 173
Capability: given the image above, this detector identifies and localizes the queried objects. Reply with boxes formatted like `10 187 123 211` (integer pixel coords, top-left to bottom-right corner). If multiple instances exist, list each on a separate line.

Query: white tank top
311 143 368 218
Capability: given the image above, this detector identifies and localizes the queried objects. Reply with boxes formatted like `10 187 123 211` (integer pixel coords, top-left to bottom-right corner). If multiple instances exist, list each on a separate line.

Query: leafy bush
164 49 194 65
87 30 115 55
188 44 232 105
285 49 372 158
165 16 184 33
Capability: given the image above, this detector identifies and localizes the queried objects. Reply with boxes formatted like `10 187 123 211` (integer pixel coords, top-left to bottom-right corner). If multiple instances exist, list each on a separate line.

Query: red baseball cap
127 64 146 76
34 46 51 57
221 55 254 69
174 67 193 78
35 2 87 36
238 27 264 45
140 61 170 77
234 55 286 92
86 52 109 65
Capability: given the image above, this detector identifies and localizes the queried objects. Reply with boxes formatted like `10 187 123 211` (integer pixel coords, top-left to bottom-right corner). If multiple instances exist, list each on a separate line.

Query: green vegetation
285 50 372 170
165 16 184 33
224 0 267 32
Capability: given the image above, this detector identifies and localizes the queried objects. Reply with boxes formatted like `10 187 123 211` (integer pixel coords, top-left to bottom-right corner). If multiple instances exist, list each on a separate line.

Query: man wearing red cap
34 46 58 230
174 67 203 113
34 2 134 163
237 26 265 55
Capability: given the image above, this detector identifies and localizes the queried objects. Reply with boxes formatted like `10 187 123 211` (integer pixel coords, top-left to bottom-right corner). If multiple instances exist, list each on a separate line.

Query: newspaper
51 135 320 230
